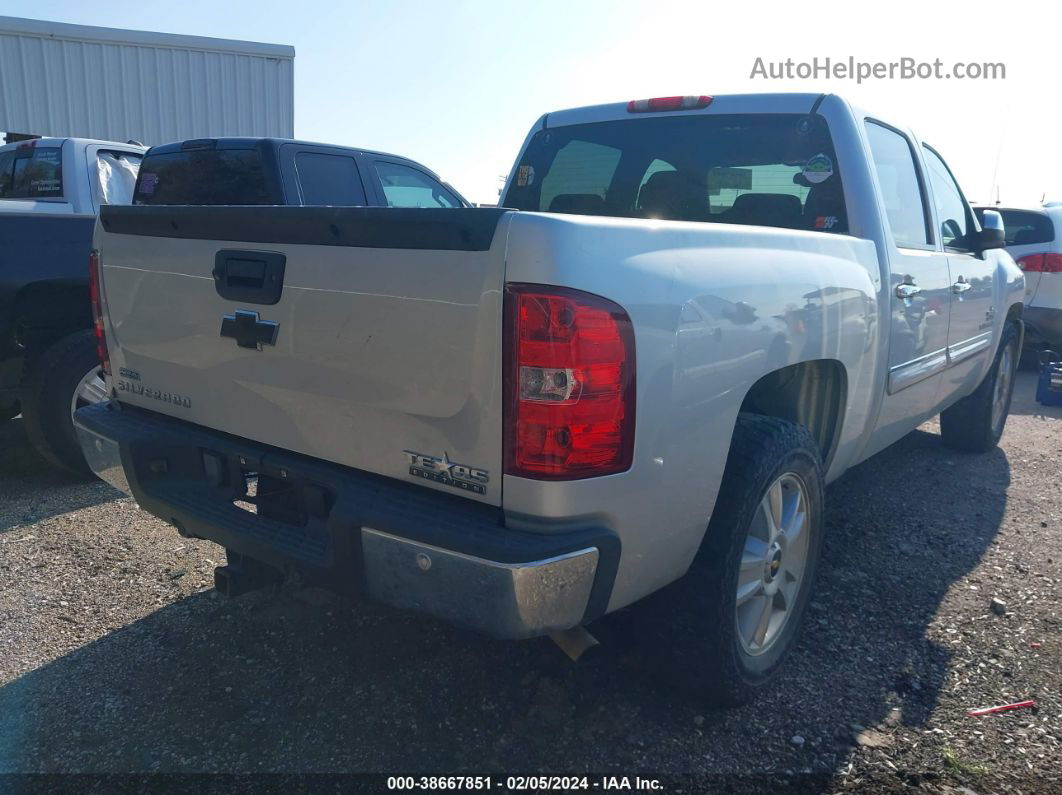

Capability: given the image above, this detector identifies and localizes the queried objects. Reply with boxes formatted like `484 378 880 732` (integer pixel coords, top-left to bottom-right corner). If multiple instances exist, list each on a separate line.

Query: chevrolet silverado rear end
77 92 1024 705
76 203 629 638
76 92 865 648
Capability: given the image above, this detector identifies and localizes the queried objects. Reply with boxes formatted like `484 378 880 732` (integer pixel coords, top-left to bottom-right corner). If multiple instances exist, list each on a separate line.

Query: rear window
134 149 272 205
974 208 1055 246
96 151 142 205
0 146 63 199
504 113 848 234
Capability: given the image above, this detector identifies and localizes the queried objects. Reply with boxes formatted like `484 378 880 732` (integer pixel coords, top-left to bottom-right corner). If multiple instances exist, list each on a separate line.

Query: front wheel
684 414 825 706
940 321 1020 453
21 330 108 475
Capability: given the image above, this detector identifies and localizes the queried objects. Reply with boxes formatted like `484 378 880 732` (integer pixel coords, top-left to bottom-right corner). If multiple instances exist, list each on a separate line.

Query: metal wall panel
0 16 294 143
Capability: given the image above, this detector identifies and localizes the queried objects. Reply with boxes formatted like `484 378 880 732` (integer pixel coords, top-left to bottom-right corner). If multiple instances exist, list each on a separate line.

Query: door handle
895 282 922 300
952 277 972 294
212 250 286 305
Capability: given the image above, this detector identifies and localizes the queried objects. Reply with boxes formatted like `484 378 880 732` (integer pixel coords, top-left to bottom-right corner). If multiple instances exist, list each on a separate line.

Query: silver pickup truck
0 137 144 472
75 93 1024 704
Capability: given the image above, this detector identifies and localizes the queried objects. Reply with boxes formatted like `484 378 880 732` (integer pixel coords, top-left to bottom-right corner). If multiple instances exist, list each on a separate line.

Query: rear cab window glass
974 208 1055 246
539 140 622 213
504 113 849 234
864 122 930 248
96 151 142 205
134 149 272 205
294 152 366 205
375 161 461 208
0 146 63 199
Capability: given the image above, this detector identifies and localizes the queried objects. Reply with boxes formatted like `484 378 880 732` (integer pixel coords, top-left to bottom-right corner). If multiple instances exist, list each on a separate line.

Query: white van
975 204 1062 348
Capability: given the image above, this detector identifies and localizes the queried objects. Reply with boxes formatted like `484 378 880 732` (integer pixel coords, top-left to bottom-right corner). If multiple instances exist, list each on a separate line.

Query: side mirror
977 209 1006 251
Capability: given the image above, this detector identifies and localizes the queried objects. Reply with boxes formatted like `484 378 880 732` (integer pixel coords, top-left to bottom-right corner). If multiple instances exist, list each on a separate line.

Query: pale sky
2 0 1056 207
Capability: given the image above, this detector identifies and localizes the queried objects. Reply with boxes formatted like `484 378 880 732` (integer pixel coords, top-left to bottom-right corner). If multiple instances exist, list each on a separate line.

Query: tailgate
96 206 511 505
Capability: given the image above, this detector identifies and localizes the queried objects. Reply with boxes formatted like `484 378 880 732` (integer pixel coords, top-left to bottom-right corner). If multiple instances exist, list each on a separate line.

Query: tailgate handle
213 250 286 305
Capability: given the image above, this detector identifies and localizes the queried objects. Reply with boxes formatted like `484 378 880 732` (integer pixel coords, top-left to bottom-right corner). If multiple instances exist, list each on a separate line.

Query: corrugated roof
0 16 294 58
0 16 294 143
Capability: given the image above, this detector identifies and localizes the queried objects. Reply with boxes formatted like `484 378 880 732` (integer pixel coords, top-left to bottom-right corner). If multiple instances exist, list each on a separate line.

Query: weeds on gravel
942 746 991 777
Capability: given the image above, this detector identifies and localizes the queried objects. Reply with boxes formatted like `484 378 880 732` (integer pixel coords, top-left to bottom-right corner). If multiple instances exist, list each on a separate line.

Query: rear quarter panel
501 212 881 610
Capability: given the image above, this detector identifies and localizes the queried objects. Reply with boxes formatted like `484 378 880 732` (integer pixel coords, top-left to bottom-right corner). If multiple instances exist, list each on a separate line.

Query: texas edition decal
403 451 489 495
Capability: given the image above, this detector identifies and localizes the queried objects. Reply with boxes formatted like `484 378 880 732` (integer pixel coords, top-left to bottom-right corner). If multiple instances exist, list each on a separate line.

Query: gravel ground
0 370 1059 791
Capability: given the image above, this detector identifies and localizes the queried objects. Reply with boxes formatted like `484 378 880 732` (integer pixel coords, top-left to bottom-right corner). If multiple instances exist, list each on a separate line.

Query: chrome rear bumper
75 423 131 495
73 401 615 640
361 528 599 638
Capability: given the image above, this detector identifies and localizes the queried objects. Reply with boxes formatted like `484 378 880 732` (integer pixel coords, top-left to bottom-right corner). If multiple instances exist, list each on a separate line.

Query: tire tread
689 413 825 706
21 330 98 475
940 322 1020 453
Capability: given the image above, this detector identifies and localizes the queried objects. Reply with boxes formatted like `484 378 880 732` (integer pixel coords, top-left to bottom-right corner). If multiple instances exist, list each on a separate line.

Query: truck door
864 121 953 438
921 145 996 396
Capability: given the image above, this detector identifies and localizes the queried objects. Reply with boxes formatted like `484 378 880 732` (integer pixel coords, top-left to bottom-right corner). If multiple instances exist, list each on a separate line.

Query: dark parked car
2 136 467 473
131 138 468 210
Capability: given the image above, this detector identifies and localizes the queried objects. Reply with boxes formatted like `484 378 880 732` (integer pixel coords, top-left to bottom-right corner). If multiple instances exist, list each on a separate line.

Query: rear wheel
681 414 825 706
21 330 107 475
940 321 1020 453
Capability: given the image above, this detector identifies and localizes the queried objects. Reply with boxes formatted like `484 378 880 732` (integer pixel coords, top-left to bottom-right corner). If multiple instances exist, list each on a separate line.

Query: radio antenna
989 118 1007 206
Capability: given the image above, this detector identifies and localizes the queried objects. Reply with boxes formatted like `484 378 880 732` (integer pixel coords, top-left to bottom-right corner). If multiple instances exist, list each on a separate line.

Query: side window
864 122 930 248
295 152 366 206
922 147 972 249
375 161 460 208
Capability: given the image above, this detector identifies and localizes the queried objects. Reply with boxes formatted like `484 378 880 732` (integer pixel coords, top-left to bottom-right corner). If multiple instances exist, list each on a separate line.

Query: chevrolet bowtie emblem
220 309 279 350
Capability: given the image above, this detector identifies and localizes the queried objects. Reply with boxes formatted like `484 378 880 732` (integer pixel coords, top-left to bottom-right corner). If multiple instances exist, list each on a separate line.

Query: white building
0 16 294 144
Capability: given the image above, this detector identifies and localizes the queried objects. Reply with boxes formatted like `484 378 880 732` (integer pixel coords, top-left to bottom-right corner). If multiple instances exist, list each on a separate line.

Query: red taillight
1017 253 1062 273
627 95 712 113
1018 254 1044 272
88 250 110 375
504 284 635 480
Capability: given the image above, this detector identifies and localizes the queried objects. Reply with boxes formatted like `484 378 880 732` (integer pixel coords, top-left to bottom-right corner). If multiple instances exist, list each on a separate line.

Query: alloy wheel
735 472 812 656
